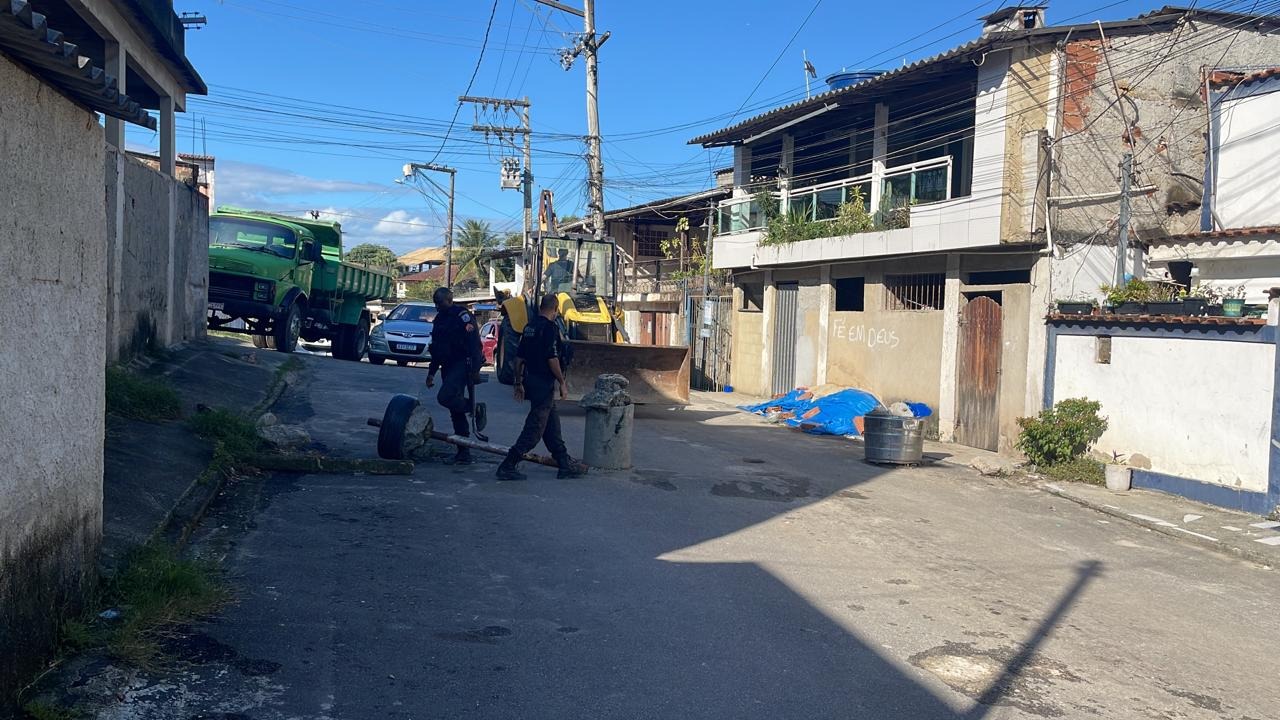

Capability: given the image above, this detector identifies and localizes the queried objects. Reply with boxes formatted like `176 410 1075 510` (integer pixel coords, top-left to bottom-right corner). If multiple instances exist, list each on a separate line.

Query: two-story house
693 4 1280 455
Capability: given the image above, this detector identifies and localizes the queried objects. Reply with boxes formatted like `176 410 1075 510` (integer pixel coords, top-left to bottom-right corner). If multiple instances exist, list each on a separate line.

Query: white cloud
373 209 433 237
216 160 388 208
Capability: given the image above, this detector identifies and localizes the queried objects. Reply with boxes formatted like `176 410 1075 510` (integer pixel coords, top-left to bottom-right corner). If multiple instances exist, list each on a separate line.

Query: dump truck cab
207 207 391 359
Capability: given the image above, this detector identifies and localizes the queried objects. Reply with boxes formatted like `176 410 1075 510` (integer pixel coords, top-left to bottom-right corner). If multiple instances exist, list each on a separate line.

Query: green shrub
1041 456 1106 485
1016 398 1107 467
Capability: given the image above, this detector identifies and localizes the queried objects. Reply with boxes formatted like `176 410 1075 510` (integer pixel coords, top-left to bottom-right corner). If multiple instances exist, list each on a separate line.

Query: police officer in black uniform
426 287 484 465
496 294 586 481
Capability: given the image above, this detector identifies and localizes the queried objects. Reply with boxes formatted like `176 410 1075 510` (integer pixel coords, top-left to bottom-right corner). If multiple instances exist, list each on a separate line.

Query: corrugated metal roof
689 6 1272 148
688 36 992 147
399 246 447 266
0 1 155 129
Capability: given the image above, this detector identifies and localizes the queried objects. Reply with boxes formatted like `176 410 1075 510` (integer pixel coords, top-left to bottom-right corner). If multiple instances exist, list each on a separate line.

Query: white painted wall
1052 334 1274 491
712 52 1012 271
1213 77 1280 228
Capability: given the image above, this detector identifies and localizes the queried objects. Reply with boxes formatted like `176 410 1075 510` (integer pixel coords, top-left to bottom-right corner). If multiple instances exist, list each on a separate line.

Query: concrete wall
1212 75 1280 228
730 272 766 396
1051 332 1274 492
106 149 209 360
826 258 946 410
1052 22 1280 298
0 54 106 702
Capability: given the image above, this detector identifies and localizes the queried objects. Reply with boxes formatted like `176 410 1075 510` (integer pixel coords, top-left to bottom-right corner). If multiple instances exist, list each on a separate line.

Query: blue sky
126 0 1161 254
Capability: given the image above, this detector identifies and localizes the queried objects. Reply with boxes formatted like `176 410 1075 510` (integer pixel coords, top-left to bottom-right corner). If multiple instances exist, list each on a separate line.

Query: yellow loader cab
495 234 690 405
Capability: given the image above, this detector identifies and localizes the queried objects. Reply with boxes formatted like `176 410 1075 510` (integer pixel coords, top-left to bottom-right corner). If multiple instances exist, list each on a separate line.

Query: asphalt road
102 351 1280 719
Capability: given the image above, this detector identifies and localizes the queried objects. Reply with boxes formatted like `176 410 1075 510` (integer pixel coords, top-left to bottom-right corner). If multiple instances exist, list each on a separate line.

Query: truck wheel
274 304 301 353
335 316 370 362
252 334 269 349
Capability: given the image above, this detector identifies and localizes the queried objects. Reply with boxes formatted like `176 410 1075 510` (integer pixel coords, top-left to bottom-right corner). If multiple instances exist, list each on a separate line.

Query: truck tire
335 315 370 362
252 334 269 349
274 303 301 353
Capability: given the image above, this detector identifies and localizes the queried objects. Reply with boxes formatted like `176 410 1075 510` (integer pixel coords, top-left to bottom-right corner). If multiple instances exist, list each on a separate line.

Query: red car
480 320 500 365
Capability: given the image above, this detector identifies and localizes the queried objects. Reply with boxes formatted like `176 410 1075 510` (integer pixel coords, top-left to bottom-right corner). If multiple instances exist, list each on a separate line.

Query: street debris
256 422 311 449
740 385 932 438
579 373 632 409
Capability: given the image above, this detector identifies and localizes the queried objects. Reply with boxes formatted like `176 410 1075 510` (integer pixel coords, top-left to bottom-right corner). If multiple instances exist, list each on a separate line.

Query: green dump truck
206 207 393 359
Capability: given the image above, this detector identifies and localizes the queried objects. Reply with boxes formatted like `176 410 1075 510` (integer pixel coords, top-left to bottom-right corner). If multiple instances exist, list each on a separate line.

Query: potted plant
1104 452 1131 492
1179 283 1218 316
1146 282 1183 316
1055 296 1097 315
1222 284 1247 317
1102 278 1150 315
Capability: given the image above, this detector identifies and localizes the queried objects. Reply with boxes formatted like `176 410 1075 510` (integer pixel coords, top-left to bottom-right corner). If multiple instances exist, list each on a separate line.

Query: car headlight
371 325 385 337
253 280 273 302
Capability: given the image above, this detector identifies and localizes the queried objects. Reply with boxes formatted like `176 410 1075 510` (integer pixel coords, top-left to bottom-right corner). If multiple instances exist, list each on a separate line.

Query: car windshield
388 304 436 323
210 217 298 259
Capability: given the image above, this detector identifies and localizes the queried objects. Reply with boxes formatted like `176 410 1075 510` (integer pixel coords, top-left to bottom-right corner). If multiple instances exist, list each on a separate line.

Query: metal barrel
862 410 924 465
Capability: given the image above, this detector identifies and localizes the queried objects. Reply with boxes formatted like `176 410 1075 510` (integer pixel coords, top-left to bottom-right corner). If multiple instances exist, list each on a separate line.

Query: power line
428 0 502 166
726 0 825 126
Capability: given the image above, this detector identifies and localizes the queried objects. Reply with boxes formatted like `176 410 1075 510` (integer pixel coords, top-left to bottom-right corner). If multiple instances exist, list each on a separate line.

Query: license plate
209 302 225 311
393 343 416 352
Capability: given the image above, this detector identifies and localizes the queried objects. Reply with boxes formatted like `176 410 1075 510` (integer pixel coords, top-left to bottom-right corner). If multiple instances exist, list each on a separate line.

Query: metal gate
771 282 799 396
689 294 732 391
956 295 1002 451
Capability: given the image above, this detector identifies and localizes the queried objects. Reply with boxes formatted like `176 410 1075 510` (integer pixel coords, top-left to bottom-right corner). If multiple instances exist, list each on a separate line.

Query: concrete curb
157 364 297 550
1040 482 1276 571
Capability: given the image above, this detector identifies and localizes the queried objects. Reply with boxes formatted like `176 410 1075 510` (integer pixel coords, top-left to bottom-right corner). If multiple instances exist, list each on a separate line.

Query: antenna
803 50 817 99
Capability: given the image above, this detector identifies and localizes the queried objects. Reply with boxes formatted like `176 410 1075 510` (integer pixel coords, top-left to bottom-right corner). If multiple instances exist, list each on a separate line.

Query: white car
369 301 435 366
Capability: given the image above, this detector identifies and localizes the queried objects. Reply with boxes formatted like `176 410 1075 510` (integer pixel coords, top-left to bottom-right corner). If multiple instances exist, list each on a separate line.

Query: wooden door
956 295 1002 451
640 311 655 345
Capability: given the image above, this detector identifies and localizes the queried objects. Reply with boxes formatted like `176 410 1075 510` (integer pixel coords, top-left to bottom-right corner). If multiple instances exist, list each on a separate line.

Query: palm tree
450 219 497 285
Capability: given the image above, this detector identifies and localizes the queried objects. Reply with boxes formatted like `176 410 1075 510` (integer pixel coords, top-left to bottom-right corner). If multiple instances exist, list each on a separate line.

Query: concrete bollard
579 374 634 470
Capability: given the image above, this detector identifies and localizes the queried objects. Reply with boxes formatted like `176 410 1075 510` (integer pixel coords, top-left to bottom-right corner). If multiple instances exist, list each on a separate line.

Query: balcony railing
880 156 952 207
788 174 873 221
715 155 954 236
716 195 772 235
622 259 686 295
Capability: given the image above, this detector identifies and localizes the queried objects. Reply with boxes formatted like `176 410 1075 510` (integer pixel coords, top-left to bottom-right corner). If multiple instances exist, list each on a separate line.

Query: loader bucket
564 340 691 405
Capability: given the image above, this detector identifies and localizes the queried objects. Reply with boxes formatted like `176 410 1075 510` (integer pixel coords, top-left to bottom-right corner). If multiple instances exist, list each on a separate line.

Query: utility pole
403 162 457 286
460 96 534 250
582 0 605 241
1115 152 1133 286
538 0 610 241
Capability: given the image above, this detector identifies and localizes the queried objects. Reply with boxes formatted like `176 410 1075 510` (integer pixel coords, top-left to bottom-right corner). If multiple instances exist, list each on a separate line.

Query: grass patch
23 701 79 720
1041 457 1106 486
60 543 226 669
105 366 181 422
189 408 265 480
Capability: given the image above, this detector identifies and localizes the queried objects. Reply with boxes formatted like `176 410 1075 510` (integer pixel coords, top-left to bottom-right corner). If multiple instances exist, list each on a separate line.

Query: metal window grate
884 273 945 311
635 227 668 257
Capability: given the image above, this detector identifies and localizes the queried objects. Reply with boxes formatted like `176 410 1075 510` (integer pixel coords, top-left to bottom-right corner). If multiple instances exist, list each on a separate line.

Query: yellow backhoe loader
495 234 690 405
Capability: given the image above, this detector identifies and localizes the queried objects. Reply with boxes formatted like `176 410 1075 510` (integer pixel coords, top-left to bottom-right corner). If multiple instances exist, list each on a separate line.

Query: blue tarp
741 388 881 436
905 402 933 418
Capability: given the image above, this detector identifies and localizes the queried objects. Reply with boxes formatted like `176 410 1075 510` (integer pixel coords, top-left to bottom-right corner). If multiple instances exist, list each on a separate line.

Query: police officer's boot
495 459 526 482
447 446 474 465
555 455 587 479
